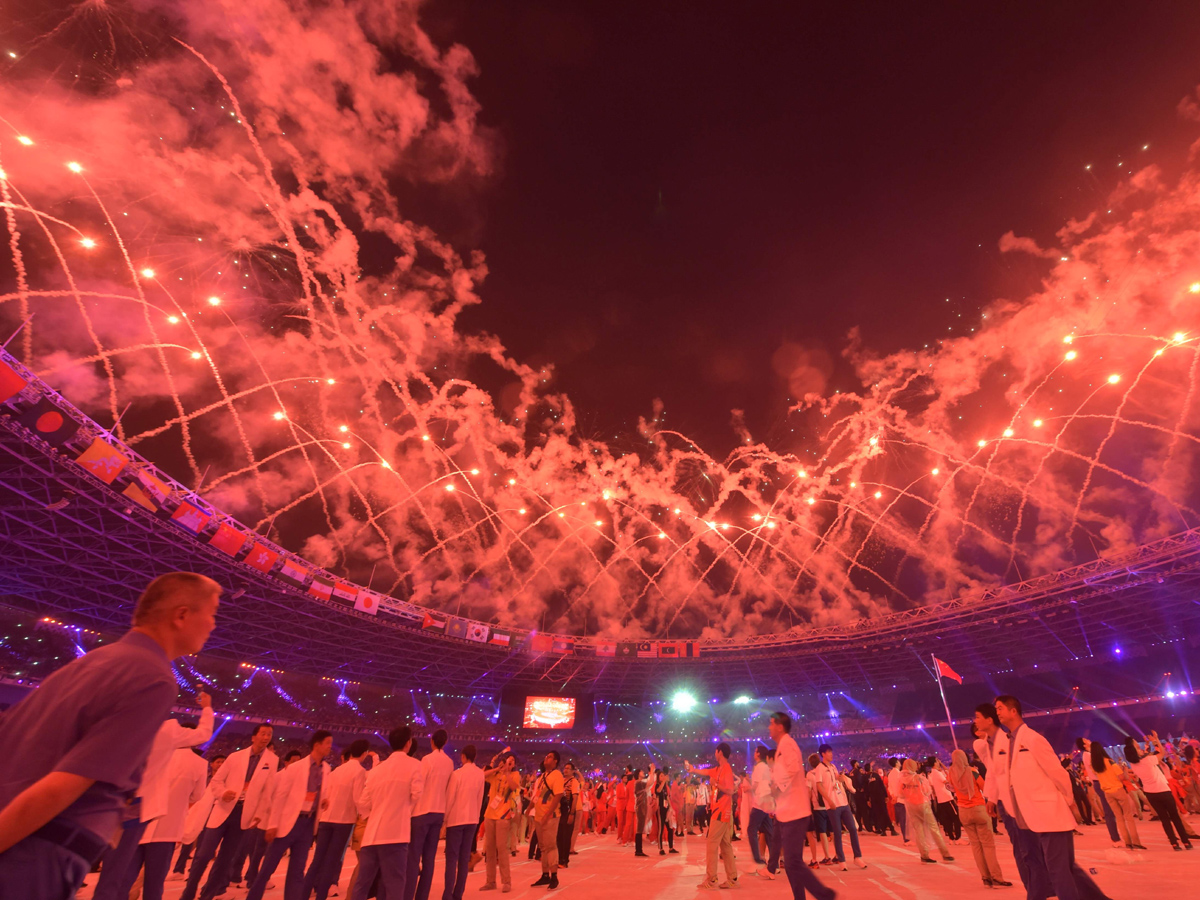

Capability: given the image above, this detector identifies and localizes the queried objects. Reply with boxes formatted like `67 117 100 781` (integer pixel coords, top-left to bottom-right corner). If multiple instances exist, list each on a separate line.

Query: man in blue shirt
0 572 221 900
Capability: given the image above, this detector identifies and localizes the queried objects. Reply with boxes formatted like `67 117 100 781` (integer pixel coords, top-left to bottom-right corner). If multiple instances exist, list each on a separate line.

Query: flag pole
933 654 959 751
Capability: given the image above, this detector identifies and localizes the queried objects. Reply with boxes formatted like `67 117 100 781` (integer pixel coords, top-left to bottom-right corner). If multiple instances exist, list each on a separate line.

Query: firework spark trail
4 1 1200 637
0 164 32 363
0 188 122 434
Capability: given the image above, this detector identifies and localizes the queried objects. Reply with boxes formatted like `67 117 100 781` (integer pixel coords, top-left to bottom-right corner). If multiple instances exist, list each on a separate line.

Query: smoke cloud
3 0 1199 639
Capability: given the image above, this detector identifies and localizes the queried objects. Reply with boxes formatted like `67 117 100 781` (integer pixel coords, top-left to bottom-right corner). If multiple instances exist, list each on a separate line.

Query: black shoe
941 856 955 862
992 880 1012 887
921 857 937 864
1132 844 1147 850
1173 843 1183 851
635 851 648 857
1185 842 1194 850
531 875 550 887
548 874 559 891
669 848 679 854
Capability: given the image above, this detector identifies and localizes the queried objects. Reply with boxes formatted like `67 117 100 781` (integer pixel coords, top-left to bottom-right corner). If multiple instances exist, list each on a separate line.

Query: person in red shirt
614 776 628 845
686 743 738 889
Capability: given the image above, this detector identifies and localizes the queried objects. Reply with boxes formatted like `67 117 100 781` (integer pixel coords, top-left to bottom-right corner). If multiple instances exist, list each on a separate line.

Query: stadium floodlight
671 691 697 713
733 695 751 705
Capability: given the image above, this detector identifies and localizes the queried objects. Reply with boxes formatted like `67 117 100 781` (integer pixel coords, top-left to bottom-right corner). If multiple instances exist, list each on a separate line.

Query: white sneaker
755 867 775 880
854 857 868 869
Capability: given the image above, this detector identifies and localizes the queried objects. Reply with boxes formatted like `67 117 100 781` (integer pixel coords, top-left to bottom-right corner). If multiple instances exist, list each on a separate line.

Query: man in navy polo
0 572 221 900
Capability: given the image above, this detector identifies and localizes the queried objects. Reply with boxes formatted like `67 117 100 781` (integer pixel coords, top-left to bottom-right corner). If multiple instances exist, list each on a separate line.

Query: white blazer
360 752 425 846
138 709 214 822
986 723 1076 833
205 746 279 829
142 749 207 844
267 756 332 837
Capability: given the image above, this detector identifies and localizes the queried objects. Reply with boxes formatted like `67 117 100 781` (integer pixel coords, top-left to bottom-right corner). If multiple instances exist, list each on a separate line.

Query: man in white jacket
303 739 373 900
989 696 1111 900
245 731 333 900
136 747 208 900
352 725 425 900
93 692 214 900
180 723 278 900
407 730 454 900
443 744 486 900
768 712 835 900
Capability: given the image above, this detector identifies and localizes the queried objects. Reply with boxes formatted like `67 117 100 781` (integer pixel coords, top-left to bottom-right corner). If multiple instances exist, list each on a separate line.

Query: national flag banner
683 641 700 658
331 582 359 606
0 359 28 404
658 641 681 659
595 641 617 657
354 591 380 616
530 634 554 654
551 638 575 655
75 437 129 484
122 481 157 511
636 641 656 658
489 629 512 648
616 642 637 659
207 523 248 557
276 558 310 588
135 468 172 508
17 397 82 447
170 501 210 535
244 543 279 573
422 612 447 632
307 576 334 601
446 618 470 640
466 622 489 642
934 656 963 684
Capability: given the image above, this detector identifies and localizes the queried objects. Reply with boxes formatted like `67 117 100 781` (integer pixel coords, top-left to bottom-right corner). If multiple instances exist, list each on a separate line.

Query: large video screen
522 696 577 730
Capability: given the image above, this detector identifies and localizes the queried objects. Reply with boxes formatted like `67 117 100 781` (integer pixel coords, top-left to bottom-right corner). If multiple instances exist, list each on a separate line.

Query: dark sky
421 2 1200 452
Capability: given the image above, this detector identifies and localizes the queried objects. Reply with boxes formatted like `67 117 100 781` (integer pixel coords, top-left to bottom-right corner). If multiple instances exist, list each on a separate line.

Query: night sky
413 1 1200 450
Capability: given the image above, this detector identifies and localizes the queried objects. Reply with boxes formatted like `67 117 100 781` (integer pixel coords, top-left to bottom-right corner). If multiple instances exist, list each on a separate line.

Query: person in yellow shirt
481 752 520 893
530 752 564 890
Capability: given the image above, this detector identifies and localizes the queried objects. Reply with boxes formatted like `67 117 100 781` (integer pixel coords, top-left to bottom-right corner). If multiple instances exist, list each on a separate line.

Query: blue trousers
353 842 409 900
894 801 907 841
180 803 246 900
1037 830 1111 900
233 826 267 884
0 834 92 900
1090 780 1121 843
779 818 835 900
93 819 148 900
827 805 862 861
746 808 771 864
303 821 355 900
406 812 444 900
442 824 475 900
246 813 316 900
120 842 175 900
1000 805 1049 900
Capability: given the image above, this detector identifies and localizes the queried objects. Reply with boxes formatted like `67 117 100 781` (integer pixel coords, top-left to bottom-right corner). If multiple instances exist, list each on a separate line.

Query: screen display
522 696 577 729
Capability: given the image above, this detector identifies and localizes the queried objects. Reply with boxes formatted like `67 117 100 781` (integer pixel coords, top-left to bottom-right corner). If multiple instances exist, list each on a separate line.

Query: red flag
207 523 248 557
244 543 279 573
0 359 28 404
934 656 963 684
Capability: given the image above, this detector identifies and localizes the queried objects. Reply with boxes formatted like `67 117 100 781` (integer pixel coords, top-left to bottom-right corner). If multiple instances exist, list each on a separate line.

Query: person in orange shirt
622 772 638 844
686 743 738 889
614 776 628 845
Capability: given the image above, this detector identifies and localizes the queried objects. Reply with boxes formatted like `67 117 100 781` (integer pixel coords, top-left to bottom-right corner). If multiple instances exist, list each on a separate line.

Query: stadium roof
3 348 1200 702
